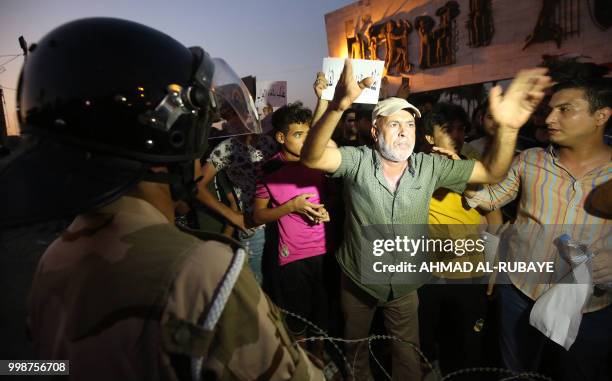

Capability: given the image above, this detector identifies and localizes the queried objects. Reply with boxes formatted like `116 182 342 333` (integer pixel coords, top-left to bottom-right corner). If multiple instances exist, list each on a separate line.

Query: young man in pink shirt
252 102 332 353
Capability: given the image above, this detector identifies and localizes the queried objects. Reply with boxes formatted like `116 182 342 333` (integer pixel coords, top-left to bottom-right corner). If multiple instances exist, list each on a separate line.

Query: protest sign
321 57 384 104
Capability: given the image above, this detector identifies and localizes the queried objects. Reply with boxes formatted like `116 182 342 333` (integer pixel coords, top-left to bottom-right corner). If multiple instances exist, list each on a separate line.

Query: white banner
255 80 287 118
321 57 385 104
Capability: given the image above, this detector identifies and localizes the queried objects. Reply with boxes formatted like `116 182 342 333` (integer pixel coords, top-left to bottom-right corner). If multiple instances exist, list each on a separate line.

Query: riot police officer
0 18 323 380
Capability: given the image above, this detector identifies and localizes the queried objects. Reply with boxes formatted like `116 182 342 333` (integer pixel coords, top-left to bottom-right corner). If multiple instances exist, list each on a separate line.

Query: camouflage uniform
28 196 323 381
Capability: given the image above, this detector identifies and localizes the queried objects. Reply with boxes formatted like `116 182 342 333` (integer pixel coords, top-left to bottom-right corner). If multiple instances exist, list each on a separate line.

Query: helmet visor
205 58 261 138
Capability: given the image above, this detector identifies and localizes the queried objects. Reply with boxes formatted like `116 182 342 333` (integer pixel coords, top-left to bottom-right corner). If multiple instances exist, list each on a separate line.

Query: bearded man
301 60 550 381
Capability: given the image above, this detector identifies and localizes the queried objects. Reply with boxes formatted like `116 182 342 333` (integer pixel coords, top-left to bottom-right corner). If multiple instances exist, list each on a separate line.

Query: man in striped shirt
467 65 612 380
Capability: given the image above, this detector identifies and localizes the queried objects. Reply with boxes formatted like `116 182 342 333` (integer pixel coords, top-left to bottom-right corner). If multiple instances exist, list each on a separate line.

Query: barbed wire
368 337 391 380
281 308 354 378
280 308 554 381
443 367 554 381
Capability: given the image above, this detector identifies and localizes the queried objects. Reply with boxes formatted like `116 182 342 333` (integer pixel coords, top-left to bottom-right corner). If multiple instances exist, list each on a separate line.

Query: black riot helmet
0 18 261 227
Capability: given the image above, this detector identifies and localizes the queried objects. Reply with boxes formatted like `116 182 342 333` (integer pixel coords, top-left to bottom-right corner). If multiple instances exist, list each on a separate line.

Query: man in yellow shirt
418 102 499 376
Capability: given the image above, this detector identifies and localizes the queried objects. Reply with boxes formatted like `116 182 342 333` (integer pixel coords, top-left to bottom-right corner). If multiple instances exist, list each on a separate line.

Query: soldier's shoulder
164 236 238 320
181 237 235 276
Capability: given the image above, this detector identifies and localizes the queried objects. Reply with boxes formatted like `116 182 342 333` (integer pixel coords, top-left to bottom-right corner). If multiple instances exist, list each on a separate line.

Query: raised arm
464 152 523 212
301 60 373 173
312 72 329 127
468 68 551 184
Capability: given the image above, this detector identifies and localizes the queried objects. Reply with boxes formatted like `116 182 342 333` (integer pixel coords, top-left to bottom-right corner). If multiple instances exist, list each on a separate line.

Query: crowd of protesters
1 17 610 380
175 57 612 381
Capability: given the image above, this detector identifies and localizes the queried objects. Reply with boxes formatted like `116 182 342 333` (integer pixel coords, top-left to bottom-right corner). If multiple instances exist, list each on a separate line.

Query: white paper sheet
320 57 385 104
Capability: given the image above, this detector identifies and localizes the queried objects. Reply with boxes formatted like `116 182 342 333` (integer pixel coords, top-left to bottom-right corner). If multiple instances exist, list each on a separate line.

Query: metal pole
0 88 8 143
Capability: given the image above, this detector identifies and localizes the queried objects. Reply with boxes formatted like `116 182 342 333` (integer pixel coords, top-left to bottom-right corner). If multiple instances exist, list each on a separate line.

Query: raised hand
313 72 327 100
489 68 552 130
330 59 374 112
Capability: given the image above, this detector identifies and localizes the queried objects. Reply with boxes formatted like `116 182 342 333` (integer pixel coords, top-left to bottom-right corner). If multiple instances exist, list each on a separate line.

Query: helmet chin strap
168 161 202 203
141 115 208 204
141 161 201 204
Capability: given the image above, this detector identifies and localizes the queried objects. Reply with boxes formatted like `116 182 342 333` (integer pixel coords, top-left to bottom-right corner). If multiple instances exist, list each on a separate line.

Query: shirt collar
546 143 612 176
546 144 557 158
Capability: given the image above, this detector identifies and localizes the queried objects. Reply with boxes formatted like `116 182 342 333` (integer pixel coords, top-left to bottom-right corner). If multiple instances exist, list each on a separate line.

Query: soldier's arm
216 267 325 380
162 240 324 381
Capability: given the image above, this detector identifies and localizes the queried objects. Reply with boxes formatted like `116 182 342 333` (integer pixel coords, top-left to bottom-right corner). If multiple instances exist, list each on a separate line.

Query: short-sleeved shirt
429 147 482 225
466 146 612 312
206 135 278 216
428 188 484 280
331 145 475 301
255 152 328 266
428 148 484 276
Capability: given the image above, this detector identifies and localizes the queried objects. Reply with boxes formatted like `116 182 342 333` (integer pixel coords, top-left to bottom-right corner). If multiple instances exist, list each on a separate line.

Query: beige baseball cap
371 97 422 124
